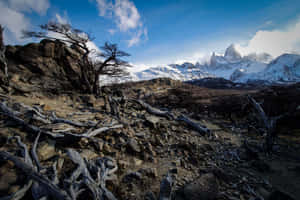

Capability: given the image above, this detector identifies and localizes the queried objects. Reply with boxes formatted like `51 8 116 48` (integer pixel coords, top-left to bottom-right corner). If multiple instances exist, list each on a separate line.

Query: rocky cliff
3 39 83 95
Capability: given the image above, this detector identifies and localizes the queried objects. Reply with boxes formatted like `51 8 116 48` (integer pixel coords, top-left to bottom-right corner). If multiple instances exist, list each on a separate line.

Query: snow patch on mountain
102 44 300 85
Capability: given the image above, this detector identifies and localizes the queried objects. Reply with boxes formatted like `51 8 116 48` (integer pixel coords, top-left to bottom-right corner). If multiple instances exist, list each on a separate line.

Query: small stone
145 115 160 128
133 158 143 166
127 138 141 153
118 160 130 170
79 138 89 147
135 132 147 138
80 149 98 160
172 159 181 167
57 158 65 171
171 125 177 131
104 143 113 153
43 104 52 111
96 140 104 151
138 168 157 178
38 139 56 161
118 137 126 144
123 171 142 183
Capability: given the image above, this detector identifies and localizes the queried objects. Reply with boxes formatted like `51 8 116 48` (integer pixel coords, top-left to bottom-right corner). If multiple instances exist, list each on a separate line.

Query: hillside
0 41 300 200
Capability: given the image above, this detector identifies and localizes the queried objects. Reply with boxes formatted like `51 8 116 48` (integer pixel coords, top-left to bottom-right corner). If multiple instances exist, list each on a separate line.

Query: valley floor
0 78 299 200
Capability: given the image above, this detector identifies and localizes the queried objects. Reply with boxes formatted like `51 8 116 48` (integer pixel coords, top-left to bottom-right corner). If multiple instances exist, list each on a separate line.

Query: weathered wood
158 173 174 200
0 25 8 78
177 115 210 135
0 151 71 200
248 96 283 152
31 132 43 171
51 112 96 127
67 149 118 200
0 102 65 138
0 180 33 200
82 124 123 138
134 99 175 120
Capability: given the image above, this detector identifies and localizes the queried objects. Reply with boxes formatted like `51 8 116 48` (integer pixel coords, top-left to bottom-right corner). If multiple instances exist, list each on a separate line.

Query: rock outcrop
2 39 83 94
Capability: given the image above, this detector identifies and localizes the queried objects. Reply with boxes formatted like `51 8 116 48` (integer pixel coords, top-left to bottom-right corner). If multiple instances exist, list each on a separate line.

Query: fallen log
177 115 210 135
133 99 175 120
82 124 123 138
51 112 96 127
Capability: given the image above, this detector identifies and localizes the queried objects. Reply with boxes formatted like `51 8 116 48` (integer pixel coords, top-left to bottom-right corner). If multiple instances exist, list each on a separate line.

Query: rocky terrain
0 40 300 200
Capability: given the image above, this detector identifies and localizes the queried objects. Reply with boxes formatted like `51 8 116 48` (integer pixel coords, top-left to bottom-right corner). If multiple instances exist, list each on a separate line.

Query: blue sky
1 0 300 70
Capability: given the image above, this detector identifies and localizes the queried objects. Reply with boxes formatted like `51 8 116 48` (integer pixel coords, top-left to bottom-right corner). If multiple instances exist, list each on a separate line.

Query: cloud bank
0 0 50 44
95 0 147 47
237 18 300 57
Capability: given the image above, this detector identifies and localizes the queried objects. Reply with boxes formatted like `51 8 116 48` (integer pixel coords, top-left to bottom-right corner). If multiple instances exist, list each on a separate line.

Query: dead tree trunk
248 96 283 153
0 25 9 91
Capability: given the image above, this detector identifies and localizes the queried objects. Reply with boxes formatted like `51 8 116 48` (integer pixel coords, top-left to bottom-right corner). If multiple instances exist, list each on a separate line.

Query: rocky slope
0 40 300 200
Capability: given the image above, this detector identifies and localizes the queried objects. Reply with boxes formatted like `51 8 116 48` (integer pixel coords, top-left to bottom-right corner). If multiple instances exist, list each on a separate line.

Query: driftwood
177 115 210 135
0 101 123 141
51 112 96 127
0 135 70 200
131 99 211 135
158 173 175 200
17 102 96 128
0 25 8 78
66 149 118 200
248 96 284 152
134 99 175 120
82 124 123 138
0 101 65 138
108 96 120 119
0 136 119 200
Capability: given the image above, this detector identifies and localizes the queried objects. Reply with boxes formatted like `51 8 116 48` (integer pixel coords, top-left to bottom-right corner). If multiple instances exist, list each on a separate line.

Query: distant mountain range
106 44 300 85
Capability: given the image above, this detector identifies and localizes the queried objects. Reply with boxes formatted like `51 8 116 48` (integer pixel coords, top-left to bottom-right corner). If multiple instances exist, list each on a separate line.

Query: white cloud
8 0 50 15
96 0 113 16
128 27 147 47
0 0 50 44
94 0 147 47
173 51 211 65
55 13 69 24
0 1 30 42
108 29 116 35
236 18 300 57
114 0 141 32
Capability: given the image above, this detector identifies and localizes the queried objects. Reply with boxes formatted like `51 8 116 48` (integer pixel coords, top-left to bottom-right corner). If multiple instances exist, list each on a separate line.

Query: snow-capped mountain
134 63 210 81
232 54 300 83
104 44 300 85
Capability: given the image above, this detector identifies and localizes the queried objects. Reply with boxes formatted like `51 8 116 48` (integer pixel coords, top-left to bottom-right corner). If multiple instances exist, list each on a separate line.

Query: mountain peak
224 44 242 61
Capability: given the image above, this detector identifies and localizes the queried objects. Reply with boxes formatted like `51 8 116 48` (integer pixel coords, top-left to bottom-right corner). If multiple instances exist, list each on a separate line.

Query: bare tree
93 42 131 94
23 21 131 95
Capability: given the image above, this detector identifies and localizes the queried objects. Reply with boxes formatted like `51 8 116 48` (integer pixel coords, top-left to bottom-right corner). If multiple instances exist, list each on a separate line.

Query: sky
1 0 300 71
